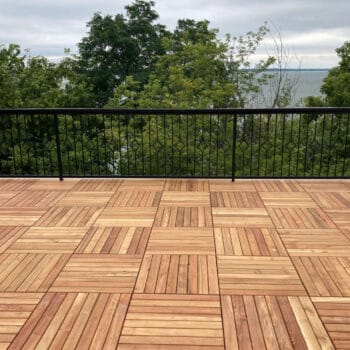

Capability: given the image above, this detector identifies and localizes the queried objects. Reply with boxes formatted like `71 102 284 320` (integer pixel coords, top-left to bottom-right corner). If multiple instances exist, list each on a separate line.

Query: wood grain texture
154 207 212 227
119 294 224 349
0 292 43 349
217 256 306 295
135 255 219 294
268 207 337 229
254 180 304 192
312 297 350 349
292 256 350 296
211 192 264 208
0 178 348 349
76 227 151 255
51 254 141 292
212 208 274 227
164 179 209 192
0 254 69 292
96 207 157 227
221 295 309 350
107 191 161 207
279 229 350 256
214 228 287 256
7 227 88 253
147 228 215 255
9 292 130 350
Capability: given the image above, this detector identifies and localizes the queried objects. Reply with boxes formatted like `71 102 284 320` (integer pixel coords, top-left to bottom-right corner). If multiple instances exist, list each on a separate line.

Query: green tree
76 0 168 106
306 41 350 107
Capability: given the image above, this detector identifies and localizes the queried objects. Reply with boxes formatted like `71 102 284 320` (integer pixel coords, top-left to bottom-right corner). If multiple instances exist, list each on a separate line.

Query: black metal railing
0 108 349 180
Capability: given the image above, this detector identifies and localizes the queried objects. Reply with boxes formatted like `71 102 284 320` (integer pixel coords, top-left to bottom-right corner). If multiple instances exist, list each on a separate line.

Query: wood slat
154 207 212 227
51 254 141 293
212 208 274 227
0 180 37 191
0 208 45 226
135 255 219 294
300 182 350 192
107 191 161 207
0 192 19 206
217 256 306 296
160 192 210 207
27 180 79 191
0 227 27 253
254 180 304 192
71 179 122 191
312 297 350 350
118 180 164 191
147 228 215 255
214 228 287 256
164 180 209 192
279 229 350 256
292 256 350 296
10 292 130 349
209 180 256 192
259 192 317 207
268 208 337 229
119 294 224 349
0 292 43 349
0 254 69 292
4 191 67 207
210 192 264 208
95 208 156 227
7 227 88 253
34 207 102 227
310 192 350 209
57 192 113 207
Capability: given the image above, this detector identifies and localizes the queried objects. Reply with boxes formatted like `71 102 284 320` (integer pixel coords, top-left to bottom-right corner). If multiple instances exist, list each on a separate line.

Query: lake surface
255 70 329 107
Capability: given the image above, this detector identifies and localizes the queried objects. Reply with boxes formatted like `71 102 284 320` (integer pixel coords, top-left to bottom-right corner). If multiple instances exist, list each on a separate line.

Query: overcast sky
1 0 349 68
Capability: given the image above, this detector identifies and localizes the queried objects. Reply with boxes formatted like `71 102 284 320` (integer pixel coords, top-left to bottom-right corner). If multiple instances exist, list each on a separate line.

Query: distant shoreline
266 68 330 72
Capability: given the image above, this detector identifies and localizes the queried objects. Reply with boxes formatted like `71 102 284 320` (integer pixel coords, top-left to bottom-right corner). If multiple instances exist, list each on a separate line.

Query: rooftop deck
0 178 349 349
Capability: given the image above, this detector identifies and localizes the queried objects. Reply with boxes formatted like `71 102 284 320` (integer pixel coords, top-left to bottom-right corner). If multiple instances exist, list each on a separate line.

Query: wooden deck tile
96 208 157 227
0 227 27 253
0 192 18 206
301 182 350 192
217 256 306 295
160 192 210 207
259 192 317 207
0 208 45 226
0 254 69 292
57 191 113 207
119 294 224 349
214 228 287 256
154 207 212 227
34 206 102 227
210 192 264 208
292 256 350 296
253 180 304 192
312 297 350 349
268 207 337 229
3 191 67 207
209 180 256 192
135 255 219 294
7 227 88 253
76 227 151 255
27 179 79 191
9 292 130 350
164 179 209 191
107 191 162 207
147 228 215 255
51 254 141 293
71 179 123 191
212 208 274 227
324 209 350 227
0 292 43 349
279 228 350 256
221 295 311 349
118 180 164 191
310 192 350 209
0 180 37 191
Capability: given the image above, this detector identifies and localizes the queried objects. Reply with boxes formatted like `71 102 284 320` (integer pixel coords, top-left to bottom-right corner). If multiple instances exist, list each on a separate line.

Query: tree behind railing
0 108 349 179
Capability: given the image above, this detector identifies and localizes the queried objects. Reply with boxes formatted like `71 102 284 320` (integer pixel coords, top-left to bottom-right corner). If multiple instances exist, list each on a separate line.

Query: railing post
232 113 237 182
53 113 64 181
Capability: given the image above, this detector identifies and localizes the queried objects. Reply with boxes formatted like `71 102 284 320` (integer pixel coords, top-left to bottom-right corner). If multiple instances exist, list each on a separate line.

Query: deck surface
0 178 349 349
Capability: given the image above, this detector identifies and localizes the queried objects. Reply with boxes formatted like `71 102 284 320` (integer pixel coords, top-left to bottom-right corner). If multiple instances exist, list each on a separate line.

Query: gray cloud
0 0 349 67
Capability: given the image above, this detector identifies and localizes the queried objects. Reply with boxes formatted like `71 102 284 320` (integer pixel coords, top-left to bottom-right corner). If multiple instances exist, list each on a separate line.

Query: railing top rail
0 107 350 115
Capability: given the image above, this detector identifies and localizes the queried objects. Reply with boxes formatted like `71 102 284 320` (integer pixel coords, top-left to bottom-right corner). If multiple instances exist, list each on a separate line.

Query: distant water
256 70 329 107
